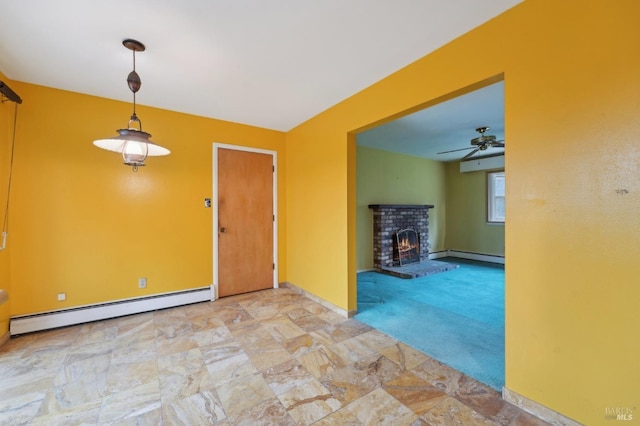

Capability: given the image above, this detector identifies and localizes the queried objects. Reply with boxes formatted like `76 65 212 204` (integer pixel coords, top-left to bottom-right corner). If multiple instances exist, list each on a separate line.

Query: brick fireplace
368 204 434 269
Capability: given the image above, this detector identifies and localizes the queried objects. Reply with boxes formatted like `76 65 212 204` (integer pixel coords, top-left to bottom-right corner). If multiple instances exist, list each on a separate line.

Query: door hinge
273 263 275 270
273 214 275 221
272 165 275 172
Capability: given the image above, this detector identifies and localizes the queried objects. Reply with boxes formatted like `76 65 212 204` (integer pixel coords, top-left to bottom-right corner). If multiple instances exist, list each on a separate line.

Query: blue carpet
355 257 504 390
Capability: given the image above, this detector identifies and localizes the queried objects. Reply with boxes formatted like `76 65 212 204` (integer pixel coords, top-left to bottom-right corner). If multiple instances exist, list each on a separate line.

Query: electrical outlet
57 293 66 301
138 277 147 289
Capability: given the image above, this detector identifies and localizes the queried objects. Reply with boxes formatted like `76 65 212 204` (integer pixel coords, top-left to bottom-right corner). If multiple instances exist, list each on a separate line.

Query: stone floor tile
157 348 213 404
420 396 493 425
206 352 257 384
317 309 347 325
353 329 398 353
277 379 341 425
212 304 255 326
111 334 157 365
248 346 294 372
510 410 552 425
114 318 155 341
383 371 448 415
285 307 314 321
261 316 307 344
155 334 198 358
261 358 315 395
106 405 163 426
53 351 112 406
227 396 297 426
346 387 417 425
381 342 431 371
285 333 328 358
225 317 263 338
0 391 47 425
312 406 363 425
453 374 514 422
192 325 233 347
321 355 403 404
105 358 159 395
97 380 161 424
330 335 379 364
289 313 332 333
233 324 281 352
30 400 101 426
200 338 245 364
0 366 58 403
162 390 226 425
297 346 346 379
411 357 463 394
314 319 373 344
189 314 227 333
216 372 274 417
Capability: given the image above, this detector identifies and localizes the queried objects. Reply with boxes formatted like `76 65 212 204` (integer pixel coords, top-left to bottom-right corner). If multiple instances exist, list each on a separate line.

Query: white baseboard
428 250 449 260
10 287 213 335
503 387 582 425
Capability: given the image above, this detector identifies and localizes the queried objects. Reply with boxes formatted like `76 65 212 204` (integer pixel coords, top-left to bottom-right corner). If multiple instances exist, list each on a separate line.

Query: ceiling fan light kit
93 39 170 172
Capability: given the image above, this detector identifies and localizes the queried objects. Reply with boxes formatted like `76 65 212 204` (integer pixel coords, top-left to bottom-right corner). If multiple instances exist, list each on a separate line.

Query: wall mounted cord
1 100 19 251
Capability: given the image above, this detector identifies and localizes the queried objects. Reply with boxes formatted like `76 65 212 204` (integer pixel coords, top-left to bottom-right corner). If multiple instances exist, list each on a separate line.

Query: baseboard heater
429 250 505 264
10 287 212 335
446 250 505 264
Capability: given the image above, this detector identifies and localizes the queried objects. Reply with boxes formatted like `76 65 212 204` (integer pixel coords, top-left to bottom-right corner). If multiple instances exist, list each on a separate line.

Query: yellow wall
285 125 350 309
356 146 446 270
445 162 504 256
286 1 640 423
7 81 286 315
0 71 14 336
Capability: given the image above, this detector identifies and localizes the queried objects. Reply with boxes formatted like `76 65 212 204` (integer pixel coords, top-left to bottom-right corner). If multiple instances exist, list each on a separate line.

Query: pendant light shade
93 120 170 167
93 39 170 171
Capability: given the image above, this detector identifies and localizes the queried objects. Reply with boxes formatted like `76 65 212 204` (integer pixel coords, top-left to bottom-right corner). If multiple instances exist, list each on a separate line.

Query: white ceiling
0 0 521 132
357 80 504 162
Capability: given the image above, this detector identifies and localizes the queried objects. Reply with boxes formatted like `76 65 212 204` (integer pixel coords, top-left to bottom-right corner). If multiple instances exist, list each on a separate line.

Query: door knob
219 227 227 233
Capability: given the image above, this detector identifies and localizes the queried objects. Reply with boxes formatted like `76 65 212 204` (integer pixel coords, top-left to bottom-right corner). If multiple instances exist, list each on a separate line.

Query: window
487 171 505 223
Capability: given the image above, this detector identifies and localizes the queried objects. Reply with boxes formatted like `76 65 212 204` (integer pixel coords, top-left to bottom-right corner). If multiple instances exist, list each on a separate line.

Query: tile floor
0 288 548 425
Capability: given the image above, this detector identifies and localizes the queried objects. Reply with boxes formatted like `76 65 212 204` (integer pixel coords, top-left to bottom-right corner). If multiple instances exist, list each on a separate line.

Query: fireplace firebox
394 228 420 266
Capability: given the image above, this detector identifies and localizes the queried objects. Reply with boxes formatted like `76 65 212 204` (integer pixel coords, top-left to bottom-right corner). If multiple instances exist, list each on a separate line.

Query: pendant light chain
131 47 137 119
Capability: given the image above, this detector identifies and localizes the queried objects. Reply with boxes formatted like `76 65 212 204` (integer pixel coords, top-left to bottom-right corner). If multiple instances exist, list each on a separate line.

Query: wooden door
217 148 274 297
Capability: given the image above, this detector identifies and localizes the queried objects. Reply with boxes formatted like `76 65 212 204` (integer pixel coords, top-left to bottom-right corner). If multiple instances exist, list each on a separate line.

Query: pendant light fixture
93 39 170 171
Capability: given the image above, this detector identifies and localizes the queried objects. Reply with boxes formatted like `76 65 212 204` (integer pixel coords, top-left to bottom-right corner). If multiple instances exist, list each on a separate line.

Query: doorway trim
212 143 278 300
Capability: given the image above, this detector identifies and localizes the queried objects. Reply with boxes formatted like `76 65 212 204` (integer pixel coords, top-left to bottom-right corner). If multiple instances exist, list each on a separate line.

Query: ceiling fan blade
491 142 505 148
461 148 480 160
437 146 474 154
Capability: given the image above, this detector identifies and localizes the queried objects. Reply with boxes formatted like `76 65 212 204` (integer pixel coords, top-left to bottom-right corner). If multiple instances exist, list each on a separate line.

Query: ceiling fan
438 126 505 160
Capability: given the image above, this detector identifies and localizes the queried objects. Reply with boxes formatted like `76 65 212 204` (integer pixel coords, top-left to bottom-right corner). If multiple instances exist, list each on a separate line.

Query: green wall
356 146 446 270
445 162 504 256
